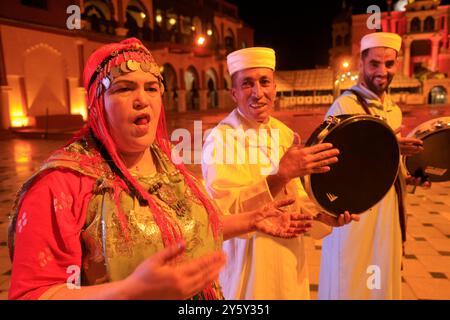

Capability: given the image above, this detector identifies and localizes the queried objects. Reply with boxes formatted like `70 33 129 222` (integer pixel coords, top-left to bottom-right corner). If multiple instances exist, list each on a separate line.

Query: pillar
0 86 11 129
403 37 411 77
177 89 186 112
199 89 208 110
430 36 441 71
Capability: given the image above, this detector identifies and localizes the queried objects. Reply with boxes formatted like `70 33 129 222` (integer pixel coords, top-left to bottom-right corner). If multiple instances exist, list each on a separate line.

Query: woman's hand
122 242 226 299
254 198 312 238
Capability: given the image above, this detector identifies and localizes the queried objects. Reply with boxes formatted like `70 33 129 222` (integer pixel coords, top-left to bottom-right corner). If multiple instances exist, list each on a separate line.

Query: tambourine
405 117 450 182
301 114 400 217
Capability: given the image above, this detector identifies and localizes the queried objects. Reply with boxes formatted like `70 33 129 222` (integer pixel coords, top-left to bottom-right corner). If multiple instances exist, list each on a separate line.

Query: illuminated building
0 0 253 129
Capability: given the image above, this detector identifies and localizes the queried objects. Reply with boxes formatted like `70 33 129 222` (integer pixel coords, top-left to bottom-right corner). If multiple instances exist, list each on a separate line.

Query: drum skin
405 117 450 182
302 115 400 217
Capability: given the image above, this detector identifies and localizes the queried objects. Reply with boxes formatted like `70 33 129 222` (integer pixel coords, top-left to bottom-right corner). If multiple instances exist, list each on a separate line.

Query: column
115 0 128 36
403 37 411 77
430 36 441 71
217 89 228 109
0 86 11 129
199 89 208 110
177 90 186 112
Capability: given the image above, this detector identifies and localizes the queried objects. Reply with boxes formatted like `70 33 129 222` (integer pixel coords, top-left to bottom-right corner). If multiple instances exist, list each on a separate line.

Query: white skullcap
227 47 276 76
360 32 402 52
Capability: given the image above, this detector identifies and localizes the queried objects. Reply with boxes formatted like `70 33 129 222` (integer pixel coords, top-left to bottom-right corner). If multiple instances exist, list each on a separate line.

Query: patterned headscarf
80 38 221 247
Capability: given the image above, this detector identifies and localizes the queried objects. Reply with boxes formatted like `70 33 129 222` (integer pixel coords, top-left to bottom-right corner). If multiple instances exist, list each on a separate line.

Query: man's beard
364 73 394 96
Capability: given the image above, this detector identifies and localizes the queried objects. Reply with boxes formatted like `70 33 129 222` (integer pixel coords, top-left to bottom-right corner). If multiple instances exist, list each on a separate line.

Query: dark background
227 0 450 70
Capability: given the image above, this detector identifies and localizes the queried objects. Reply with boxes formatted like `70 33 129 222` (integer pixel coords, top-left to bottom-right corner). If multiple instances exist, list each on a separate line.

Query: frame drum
405 117 450 182
301 115 400 217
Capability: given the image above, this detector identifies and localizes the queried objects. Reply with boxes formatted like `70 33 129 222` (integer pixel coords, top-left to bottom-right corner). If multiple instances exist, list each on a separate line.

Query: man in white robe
319 32 425 300
202 47 359 300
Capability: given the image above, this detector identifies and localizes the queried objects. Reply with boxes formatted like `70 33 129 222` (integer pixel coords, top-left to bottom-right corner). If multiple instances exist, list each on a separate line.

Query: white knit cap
226 47 276 76
360 32 402 52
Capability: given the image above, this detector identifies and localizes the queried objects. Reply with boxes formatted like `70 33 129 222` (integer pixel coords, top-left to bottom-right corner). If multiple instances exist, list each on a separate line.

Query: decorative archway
224 28 235 55
83 0 115 34
24 43 68 116
161 63 177 111
185 66 200 110
206 68 218 109
424 16 435 32
428 86 447 104
410 17 421 33
125 0 151 40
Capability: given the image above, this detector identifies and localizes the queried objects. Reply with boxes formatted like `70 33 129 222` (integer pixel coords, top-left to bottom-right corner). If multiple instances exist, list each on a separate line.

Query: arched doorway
206 68 218 109
428 86 447 104
24 44 68 116
424 16 435 32
224 28 235 55
83 0 115 34
125 0 151 40
161 63 178 111
410 17 421 33
185 66 200 110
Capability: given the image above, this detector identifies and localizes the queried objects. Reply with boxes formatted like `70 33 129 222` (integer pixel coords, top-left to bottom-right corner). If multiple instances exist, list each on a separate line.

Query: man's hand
398 137 424 156
406 174 431 188
314 211 360 227
277 134 339 183
254 198 312 238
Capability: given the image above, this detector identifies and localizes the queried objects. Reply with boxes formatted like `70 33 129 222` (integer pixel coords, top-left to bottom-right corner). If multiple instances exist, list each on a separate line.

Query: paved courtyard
0 105 449 300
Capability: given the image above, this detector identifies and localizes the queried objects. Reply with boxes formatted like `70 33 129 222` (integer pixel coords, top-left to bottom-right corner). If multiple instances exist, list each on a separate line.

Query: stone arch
424 16 435 32
224 28 235 55
161 63 178 111
410 17 421 33
206 68 219 109
428 86 447 104
125 0 151 40
83 0 115 34
185 66 200 110
23 43 68 116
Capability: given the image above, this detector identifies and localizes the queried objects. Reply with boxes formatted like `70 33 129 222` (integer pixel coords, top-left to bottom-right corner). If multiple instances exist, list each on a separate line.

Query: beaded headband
88 43 164 97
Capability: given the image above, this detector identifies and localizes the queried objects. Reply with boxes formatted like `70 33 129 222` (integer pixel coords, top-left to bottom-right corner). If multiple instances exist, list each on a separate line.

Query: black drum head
406 130 450 182
309 118 399 215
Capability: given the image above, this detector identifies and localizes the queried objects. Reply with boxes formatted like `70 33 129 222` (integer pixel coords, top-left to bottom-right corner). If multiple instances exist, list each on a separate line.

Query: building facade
0 0 253 129
278 0 450 109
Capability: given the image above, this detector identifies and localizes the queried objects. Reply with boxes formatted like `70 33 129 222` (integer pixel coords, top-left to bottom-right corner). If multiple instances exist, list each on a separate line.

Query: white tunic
319 84 403 300
202 108 330 300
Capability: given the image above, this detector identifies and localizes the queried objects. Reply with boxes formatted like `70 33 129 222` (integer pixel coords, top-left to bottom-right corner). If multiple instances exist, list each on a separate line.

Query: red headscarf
78 38 221 247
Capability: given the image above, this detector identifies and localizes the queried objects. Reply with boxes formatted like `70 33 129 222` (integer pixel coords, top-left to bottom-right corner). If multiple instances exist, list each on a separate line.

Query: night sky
227 0 450 70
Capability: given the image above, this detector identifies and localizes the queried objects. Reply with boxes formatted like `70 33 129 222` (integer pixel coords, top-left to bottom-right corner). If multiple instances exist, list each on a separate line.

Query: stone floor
1 106 449 300
304 181 450 300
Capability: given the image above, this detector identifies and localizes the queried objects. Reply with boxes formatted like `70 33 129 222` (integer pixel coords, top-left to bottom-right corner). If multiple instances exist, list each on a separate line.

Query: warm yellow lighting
14 140 32 165
197 36 206 46
342 61 349 68
140 12 146 19
169 18 176 25
11 116 29 127
347 72 351 76
207 29 212 36
191 25 196 31
156 15 162 23
72 104 87 121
